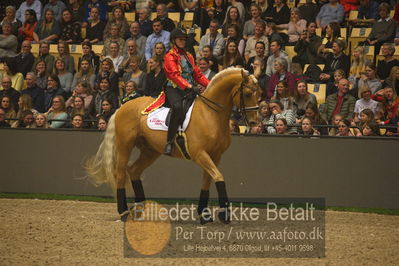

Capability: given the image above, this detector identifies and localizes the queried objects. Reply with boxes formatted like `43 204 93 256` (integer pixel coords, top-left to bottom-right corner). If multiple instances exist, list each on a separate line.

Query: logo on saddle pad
146 103 195 132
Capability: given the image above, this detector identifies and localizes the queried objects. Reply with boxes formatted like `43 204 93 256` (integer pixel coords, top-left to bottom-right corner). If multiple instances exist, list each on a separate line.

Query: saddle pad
146 102 195 131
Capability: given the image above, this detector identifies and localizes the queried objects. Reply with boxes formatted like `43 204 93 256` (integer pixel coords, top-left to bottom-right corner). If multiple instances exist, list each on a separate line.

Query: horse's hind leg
127 146 161 205
194 152 230 224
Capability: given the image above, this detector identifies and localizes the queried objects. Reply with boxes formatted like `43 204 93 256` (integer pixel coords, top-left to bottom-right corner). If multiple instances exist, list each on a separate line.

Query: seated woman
97 116 107 130
348 46 370 86
121 55 145 91
31 113 49 128
72 59 96 90
105 42 124 73
56 41 75 74
219 39 245 71
372 86 399 124
0 96 17 125
45 95 68 128
14 94 38 124
243 3 263 40
336 119 354 136
95 58 119 96
222 6 243 37
78 41 100 74
319 39 350 82
267 99 296 134
101 24 125 57
246 41 267 74
317 22 342 59
266 57 296 100
271 81 296 113
83 7 106 44
1 6 22 36
54 58 73 95
299 116 320 136
262 0 290 25
293 80 317 118
90 77 119 117
98 98 116 121
103 6 130 40
66 81 93 109
353 62 382 97
34 60 48 90
152 42 166 63
59 9 81 44
226 24 245 56
304 103 328 135
354 86 380 121
33 8 60 44
19 9 37 42
70 113 85 129
1 57 24 91
352 108 376 136
11 109 34 128
143 56 166 98
385 66 399 96
250 101 271 134
66 95 93 128
276 8 306 45
121 80 141 104
293 21 323 68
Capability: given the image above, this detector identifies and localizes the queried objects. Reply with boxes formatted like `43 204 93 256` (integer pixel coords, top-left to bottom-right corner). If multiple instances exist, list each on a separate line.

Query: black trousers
164 86 189 143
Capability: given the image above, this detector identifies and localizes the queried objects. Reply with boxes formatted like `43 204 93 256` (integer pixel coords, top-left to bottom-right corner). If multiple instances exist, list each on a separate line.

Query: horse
85 68 260 223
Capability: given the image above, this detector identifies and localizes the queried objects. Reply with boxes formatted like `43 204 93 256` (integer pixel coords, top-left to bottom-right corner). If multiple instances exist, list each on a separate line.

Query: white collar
378 17 391 22
202 69 211 76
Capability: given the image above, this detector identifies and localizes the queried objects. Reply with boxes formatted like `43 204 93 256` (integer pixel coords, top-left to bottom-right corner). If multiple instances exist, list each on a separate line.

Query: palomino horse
86 68 260 223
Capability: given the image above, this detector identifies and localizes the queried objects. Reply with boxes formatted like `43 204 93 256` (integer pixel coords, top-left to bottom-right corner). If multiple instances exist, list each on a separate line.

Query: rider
163 27 210 155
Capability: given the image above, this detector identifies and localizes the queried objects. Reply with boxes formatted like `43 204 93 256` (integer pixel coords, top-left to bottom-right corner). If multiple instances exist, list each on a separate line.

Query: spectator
293 80 317 118
70 113 84 129
328 113 343 135
0 107 12 127
0 22 18 58
250 101 271 134
199 57 216 81
225 0 246 22
244 20 269 62
366 3 396 55
201 45 219 73
322 78 356 122
243 3 263 40
56 41 75 74
263 0 290 25
0 57 24 91
265 40 291 77
376 43 399 82
66 95 87 118
72 59 96 90
15 94 38 120
225 24 245 56
362 121 380 136
102 24 125 57
318 22 341 58
267 57 296 100
66 81 93 109
122 39 146 71
246 41 267 74
137 7 153 37
31 113 49 128
354 86 379 121
336 119 354 136
54 58 73 94
299 0 320 23
83 6 106 44
43 74 65 111
355 0 379 24
155 4 176 32
67 0 86 23
0 96 17 125
0 6 22 37
78 42 100 74
104 7 130 40
59 9 81 44
267 99 296 134
304 102 328 135
123 22 147 60
96 58 119 96
0 75 20 108
293 21 322 67
121 80 141 104
21 72 45 112
219 39 245 71
149 0 179 12
12 109 34 128
144 19 170 60
271 80 296 112
277 8 307 45
152 42 167 62
18 9 38 42
14 40 35 77
33 60 48 90
83 0 107 22
45 95 68 128
326 69 346 96
105 42 124 73
348 46 370 85
385 66 399 96
121 55 146 91
33 8 60 44
213 0 227 25
222 6 243 37
97 116 107 130
372 86 399 124
354 62 382 96
98 99 116 121
252 57 269 99
16 0 42 23
274 118 290 134
32 42 54 75
320 39 350 81
299 116 320 135
42 0 66 22
198 19 225 59
265 22 284 46
316 0 344 29
143 56 166 98
90 77 119 117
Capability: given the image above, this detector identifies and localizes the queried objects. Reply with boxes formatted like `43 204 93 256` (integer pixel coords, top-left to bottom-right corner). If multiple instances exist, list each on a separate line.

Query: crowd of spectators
0 0 398 137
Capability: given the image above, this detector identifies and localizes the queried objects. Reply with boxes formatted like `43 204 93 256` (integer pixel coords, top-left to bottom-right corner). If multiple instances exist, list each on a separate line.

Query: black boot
164 108 180 156
164 141 174 156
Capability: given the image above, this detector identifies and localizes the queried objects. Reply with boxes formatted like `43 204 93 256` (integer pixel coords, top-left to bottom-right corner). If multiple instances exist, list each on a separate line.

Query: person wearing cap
163 27 210 155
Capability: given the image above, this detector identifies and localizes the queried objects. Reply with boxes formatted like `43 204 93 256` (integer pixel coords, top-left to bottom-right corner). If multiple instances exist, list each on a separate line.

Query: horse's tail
85 111 118 191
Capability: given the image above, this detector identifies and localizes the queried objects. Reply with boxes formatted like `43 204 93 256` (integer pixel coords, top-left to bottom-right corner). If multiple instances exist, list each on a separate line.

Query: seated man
144 18 170 61
43 0 66 21
322 78 356 123
14 40 35 77
21 72 45 113
376 43 399 82
123 21 147 60
137 7 153 37
198 19 225 60
0 22 18 58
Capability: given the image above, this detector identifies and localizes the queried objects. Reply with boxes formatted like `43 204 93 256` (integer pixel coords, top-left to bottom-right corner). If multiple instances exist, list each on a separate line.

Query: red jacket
163 47 209 90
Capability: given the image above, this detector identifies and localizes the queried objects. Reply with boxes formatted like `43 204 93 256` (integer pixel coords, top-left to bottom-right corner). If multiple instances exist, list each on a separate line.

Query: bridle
232 80 259 127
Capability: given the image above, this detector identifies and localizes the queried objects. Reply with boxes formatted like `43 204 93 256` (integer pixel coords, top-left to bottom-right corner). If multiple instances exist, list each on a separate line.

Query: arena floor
1 199 398 265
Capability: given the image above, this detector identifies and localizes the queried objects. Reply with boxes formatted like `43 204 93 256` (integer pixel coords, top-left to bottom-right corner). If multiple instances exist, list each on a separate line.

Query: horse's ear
241 69 249 83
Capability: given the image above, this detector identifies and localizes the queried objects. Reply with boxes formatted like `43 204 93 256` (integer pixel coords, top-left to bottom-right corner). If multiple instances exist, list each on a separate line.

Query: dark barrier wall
1 129 398 209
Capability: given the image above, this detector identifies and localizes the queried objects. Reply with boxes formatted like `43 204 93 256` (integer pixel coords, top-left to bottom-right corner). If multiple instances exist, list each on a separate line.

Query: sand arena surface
0 199 398 265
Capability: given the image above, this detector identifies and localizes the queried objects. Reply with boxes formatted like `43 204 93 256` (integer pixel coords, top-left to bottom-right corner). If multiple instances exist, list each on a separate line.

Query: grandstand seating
307 83 327 105
284 46 297 60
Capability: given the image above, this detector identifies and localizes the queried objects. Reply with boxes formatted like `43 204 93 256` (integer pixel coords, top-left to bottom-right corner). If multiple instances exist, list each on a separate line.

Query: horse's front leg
198 171 213 224
194 152 230 224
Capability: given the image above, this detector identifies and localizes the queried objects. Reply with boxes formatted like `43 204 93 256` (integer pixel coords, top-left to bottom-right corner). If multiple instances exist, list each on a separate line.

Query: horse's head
232 69 260 127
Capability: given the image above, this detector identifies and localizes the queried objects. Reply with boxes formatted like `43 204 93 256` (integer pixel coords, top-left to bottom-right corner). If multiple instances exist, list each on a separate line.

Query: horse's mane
207 67 244 90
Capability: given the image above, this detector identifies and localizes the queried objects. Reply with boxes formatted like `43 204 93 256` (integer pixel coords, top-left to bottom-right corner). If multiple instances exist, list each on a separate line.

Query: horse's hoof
218 210 230 224
120 210 130 222
200 215 213 225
